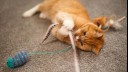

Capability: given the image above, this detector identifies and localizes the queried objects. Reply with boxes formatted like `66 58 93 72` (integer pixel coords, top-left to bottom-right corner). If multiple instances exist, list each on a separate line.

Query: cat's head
74 23 104 55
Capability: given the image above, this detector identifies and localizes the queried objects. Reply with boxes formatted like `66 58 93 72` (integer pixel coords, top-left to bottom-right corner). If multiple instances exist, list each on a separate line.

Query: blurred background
0 0 127 72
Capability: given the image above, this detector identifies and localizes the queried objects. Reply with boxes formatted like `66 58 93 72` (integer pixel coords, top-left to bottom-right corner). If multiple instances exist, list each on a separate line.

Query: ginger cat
23 0 109 55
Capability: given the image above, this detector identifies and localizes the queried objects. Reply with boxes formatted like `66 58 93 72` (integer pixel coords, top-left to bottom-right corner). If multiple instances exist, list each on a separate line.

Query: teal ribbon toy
7 46 71 68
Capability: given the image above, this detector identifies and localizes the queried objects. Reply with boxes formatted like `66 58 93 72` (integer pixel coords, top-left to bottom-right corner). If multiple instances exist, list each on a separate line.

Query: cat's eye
83 32 86 35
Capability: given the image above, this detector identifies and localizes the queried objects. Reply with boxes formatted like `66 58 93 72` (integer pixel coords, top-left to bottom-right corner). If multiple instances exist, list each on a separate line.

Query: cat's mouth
75 36 83 46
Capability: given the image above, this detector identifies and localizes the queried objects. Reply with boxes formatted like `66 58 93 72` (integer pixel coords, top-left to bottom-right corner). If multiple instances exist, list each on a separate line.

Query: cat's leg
59 19 74 37
39 13 47 19
56 12 74 37
58 19 74 37
51 25 71 44
51 25 65 42
22 4 40 17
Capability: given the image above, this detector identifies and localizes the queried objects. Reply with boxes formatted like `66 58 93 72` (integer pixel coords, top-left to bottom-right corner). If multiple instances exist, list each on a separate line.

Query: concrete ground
0 0 127 72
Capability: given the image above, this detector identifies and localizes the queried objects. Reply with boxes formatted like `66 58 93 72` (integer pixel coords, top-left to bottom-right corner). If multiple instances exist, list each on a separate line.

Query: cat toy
6 24 71 69
7 51 29 68
6 47 71 68
100 16 126 31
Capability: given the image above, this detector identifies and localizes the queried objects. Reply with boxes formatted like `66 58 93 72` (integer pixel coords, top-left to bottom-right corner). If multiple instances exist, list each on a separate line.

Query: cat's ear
93 17 108 27
92 44 102 55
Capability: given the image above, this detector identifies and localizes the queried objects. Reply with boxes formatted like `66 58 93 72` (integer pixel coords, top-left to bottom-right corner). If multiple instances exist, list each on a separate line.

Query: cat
23 0 110 55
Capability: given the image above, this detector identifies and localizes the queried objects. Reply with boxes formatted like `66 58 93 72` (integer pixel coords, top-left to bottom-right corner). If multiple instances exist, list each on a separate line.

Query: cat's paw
39 13 47 19
92 48 100 55
63 19 74 30
58 26 69 37
22 11 33 18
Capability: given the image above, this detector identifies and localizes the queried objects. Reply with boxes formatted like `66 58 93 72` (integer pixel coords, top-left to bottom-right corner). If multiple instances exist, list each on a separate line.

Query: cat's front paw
39 13 47 19
63 19 74 30
58 26 69 37
22 11 33 18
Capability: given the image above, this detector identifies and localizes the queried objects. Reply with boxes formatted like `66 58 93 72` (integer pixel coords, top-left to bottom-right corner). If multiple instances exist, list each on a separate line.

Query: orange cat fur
23 0 108 55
